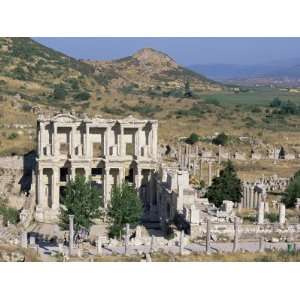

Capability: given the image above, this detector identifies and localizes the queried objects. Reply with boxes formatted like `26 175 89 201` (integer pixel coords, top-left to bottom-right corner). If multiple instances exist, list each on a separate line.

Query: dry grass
0 243 41 262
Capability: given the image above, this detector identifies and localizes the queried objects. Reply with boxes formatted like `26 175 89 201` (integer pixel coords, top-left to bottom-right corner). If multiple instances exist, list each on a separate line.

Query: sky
34 38 300 66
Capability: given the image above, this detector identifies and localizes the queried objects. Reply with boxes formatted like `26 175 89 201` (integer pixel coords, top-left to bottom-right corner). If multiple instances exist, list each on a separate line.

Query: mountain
0 38 224 155
86 48 223 94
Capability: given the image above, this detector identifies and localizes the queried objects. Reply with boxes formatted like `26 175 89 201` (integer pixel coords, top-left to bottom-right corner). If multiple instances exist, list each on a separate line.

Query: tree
278 146 285 159
107 182 143 238
212 132 229 146
270 97 282 108
59 175 103 233
206 160 242 208
186 132 199 144
282 171 300 208
53 84 67 100
75 91 91 101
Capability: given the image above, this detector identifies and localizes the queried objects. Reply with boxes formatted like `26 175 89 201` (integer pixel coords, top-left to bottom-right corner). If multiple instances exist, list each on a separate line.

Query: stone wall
190 222 300 240
0 156 24 170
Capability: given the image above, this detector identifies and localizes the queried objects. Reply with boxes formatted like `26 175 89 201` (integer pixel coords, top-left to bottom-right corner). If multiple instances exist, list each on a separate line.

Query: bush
186 133 199 144
206 161 242 208
53 84 67 100
282 171 300 208
8 132 18 140
74 91 91 101
212 132 229 146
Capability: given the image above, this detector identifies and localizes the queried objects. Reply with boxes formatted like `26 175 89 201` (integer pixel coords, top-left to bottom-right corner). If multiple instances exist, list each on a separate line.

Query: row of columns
37 165 145 211
39 121 158 159
242 184 263 209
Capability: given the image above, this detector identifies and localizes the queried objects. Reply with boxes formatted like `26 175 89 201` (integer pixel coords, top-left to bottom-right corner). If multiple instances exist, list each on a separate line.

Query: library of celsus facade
35 113 159 223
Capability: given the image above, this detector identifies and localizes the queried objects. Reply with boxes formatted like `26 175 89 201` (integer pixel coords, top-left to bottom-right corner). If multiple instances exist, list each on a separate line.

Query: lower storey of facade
35 158 159 223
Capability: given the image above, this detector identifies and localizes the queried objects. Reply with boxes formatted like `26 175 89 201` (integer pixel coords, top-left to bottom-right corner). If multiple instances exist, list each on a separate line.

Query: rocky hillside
86 48 222 96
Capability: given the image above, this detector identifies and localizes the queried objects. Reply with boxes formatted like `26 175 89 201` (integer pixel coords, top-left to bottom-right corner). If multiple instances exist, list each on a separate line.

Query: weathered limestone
206 219 211 254
258 202 265 224
208 161 212 187
233 217 239 252
96 236 102 256
69 215 74 256
279 203 286 225
35 113 159 223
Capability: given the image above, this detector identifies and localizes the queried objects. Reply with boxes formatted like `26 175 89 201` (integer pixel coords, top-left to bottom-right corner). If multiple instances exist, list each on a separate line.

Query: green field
200 87 300 106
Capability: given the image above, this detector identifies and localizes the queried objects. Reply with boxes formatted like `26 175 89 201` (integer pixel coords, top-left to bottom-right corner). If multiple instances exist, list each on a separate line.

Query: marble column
71 125 75 157
258 201 265 224
135 127 141 157
279 203 286 225
52 167 60 210
206 219 211 254
104 167 111 207
84 124 90 158
152 122 158 160
250 186 254 209
52 122 57 156
118 167 124 185
39 122 45 157
119 124 124 156
233 217 239 252
69 215 74 256
135 167 142 189
96 236 102 256
37 168 45 208
208 161 212 187
243 184 247 208
105 126 111 156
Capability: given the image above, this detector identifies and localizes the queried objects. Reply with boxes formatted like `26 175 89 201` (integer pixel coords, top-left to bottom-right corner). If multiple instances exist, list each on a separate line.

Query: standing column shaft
37 169 45 208
52 122 57 156
250 186 254 209
52 167 60 210
208 161 212 187
206 219 211 254
69 215 74 256
96 236 102 256
84 124 90 158
258 202 265 224
71 125 75 157
125 223 129 256
233 217 239 252
279 203 286 225
39 122 45 157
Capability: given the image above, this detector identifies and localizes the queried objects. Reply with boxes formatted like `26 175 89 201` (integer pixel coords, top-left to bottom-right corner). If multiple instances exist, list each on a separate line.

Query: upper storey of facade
37 113 158 162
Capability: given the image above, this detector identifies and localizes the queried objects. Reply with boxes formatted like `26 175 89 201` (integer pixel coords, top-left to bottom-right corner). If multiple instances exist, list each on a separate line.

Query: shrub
212 132 229 146
186 133 199 144
53 84 67 100
74 91 91 101
8 132 18 140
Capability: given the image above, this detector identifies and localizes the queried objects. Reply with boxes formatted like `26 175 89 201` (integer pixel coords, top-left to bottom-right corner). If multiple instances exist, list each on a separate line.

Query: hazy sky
34 38 300 66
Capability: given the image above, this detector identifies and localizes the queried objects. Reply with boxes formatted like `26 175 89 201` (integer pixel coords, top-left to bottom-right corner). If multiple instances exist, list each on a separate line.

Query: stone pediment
52 113 80 123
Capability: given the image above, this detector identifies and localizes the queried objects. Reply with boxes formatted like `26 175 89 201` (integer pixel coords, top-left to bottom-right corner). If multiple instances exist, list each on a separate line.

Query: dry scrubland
1 37 300 179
